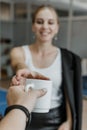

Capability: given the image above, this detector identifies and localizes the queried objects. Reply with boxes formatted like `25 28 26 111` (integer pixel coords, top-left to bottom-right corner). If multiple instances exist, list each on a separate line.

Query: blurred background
0 0 87 129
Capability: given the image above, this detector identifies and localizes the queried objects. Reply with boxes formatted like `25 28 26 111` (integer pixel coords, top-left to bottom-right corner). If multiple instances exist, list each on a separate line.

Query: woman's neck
33 41 54 53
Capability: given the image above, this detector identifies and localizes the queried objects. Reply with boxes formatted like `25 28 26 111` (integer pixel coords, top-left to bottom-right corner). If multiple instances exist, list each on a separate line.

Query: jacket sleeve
73 55 83 130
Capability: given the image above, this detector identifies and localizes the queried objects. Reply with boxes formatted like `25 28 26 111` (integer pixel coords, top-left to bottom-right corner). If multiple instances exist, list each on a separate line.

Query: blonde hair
31 5 59 24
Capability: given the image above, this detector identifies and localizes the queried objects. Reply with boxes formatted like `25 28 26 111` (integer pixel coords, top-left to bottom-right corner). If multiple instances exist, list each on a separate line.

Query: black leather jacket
61 48 82 130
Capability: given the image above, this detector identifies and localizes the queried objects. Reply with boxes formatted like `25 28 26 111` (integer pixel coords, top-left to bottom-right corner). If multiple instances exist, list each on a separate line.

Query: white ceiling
1 0 87 12
36 0 87 11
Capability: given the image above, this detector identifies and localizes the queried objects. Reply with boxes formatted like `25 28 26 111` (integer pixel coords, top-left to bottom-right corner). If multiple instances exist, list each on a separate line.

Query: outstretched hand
11 68 49 86
7 85 47 112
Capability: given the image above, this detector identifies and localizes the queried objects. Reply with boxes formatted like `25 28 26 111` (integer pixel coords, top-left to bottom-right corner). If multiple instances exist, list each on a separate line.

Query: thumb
36 88 47 98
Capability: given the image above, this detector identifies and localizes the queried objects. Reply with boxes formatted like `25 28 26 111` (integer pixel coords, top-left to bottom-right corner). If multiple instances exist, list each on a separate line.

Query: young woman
10 5 82 130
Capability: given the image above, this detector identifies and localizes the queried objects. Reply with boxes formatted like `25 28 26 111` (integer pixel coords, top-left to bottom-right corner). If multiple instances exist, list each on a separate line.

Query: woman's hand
11 68 49 86
11 68 30 85
58 120 72 130
16 68 49 80
11 75 26 86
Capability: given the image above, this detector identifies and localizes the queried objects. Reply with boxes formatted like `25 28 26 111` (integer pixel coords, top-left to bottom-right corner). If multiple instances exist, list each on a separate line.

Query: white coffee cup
25 79 52 113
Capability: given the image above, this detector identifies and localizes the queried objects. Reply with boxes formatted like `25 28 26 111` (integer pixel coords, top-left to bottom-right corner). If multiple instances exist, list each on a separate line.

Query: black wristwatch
4 105 31 130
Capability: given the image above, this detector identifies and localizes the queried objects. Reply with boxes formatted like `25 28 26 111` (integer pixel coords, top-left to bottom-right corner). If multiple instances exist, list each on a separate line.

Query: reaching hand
16 68 49 80
7 85 47 112
11 68 49 86
11 75 26 86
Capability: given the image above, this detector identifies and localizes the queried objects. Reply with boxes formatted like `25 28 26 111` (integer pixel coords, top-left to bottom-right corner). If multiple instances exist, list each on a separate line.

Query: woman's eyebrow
36 18 55 21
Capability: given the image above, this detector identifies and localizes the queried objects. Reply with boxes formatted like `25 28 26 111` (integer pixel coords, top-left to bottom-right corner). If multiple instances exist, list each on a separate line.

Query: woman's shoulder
10 46 20 54
11 45 23 51
10 45 28 58
11 45 29 52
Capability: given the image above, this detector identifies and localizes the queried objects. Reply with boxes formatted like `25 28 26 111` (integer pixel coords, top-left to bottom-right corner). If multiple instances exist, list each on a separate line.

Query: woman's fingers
11 75 19 85
11 69 49 87
27 71 50 80
11 75 26 86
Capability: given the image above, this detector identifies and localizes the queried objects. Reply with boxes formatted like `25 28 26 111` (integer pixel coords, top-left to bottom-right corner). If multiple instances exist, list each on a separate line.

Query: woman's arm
10 47 30 85
10 47 28 72
10 47 50 86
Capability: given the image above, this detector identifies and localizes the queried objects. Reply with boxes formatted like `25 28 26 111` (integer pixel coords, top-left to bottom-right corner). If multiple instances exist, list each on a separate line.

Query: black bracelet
4 105 31 130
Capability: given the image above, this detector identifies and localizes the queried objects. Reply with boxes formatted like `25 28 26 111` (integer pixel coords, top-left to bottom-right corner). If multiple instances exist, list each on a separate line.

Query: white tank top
22 45 63 109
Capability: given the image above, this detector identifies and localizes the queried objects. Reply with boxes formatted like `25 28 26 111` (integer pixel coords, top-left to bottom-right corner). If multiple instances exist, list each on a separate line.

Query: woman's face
32 8 59 43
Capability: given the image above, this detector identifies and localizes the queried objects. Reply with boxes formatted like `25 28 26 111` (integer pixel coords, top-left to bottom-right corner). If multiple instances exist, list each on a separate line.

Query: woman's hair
31 5 59 24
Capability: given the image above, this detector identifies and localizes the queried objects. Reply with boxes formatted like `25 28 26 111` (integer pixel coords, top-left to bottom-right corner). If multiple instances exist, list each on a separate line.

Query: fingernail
42 88 47 92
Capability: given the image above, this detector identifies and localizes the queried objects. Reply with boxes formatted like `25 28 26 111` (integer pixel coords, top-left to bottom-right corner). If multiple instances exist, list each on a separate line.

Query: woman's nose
42 22 48 29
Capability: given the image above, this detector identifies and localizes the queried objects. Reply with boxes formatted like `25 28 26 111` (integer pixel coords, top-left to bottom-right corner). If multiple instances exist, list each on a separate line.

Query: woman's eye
36 21 43 24
48 22 54 25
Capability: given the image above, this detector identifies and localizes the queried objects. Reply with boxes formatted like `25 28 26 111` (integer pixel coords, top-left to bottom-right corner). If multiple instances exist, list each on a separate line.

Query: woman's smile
32 8 59 42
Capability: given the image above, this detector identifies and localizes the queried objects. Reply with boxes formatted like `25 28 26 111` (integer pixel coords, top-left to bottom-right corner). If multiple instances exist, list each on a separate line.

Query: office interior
0 0 87 130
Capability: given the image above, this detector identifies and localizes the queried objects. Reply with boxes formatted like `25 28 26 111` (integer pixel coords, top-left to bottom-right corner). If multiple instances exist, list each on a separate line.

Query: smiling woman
10 5 60 71
10 4 82 130
32 8 59 43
